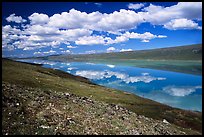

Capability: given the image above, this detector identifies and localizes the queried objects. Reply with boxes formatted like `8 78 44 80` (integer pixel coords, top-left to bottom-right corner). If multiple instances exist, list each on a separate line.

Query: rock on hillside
2 82 191 135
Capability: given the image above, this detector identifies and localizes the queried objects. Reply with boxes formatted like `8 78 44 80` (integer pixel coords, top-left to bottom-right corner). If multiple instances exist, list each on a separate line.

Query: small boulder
162 119 169 124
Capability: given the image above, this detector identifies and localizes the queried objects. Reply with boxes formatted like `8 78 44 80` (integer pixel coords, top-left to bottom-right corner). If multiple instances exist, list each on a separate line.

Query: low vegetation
25 44 202 75
2 58 202 135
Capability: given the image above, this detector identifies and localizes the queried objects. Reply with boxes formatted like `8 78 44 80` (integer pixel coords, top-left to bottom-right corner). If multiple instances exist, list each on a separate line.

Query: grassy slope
43 44 202 75
2 58 202 134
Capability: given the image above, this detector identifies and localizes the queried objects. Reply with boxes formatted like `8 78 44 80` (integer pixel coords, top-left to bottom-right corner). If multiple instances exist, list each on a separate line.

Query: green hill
45 44 202 61
36 44 202 75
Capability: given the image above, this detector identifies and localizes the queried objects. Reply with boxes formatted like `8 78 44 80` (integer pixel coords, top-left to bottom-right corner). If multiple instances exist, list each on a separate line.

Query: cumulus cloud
162 85 202 97
59 28 92 41
120 49 133 52
75 70 166 83
123 73 166 83
33 60 57 66
48 9 103 30
61 50 71 54
67 45 77 48
33 50 57 56
86 62 96 65
43 49 56 54
112 31 167 43
6 13 26 23
96 9 144 33
142 2 202 27
2 2 202 53
2 45 15 51
76 70 108 80
107 64 115 68
107 47 116 52
67 67 77 70
75 35 105 45
24 24 59 35
34 51 42 55
74 31 166 45
2 25 21 34
23 47 37 51
28 13 49 25
141 73 149 76
128 3 145 10
164 18 202 30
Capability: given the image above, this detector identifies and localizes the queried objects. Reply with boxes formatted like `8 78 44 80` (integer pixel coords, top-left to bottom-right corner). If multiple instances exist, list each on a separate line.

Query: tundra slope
2 59 202 135
2 82 193 135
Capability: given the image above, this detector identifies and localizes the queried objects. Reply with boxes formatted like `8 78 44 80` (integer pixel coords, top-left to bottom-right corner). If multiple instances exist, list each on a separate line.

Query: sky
2 2 202 58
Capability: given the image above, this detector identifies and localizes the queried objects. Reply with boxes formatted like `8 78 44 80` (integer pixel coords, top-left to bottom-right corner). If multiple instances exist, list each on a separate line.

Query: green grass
43 44 202 61
2 58 202 134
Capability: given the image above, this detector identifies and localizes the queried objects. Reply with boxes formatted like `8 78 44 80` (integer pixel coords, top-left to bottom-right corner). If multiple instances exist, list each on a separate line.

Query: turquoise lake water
17 59 202 112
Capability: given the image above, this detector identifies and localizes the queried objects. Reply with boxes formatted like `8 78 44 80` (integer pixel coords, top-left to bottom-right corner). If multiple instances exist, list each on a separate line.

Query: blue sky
2 2 202 58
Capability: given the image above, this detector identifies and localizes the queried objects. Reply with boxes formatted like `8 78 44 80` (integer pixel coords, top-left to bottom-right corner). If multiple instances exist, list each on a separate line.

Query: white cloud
124 31 160 40
2 25 22 34
124 74 166 83
86 62 95 65
6 13 26 23
61 50 71 53
74 31 166 45
107 64 115 68
75 70 166 83
34 51 42 55
59 28 92 41
33 50 56 56
0 13 147 51
112 35 129 43
67 67 77 70
162 85 202 97
141 73 149 76
24 24 59 35
164 18 202 30
157 35 167 38
141 39 149 42
107 71 166 83
43 50 56 54
46 3 201 32
76 70 108 80
113 31 167 43
23 47 37 51
107 47 116 52
2 45 15 51
128 3 145 10
67 45 77 48
48 9 103 30
60 62 70 66
96 9 144 33
120 49 133 52
30 60 57 65
28 13 49 25
2 3 202 53
75 35 105 45
2 24 93 51
142 2 202 27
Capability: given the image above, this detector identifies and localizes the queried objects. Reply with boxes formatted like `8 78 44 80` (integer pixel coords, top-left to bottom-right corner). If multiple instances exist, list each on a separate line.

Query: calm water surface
17 59 202 112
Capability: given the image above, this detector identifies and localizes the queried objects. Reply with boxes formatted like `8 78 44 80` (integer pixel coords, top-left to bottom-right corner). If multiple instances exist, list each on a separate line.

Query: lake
16 59 202 112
